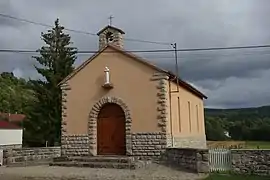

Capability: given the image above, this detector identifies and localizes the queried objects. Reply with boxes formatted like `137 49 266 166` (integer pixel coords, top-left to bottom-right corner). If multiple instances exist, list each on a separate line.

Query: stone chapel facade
59 25 207 158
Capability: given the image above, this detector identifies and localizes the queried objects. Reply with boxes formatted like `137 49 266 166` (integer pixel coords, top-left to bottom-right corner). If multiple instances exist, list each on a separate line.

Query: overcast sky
1 0 270 109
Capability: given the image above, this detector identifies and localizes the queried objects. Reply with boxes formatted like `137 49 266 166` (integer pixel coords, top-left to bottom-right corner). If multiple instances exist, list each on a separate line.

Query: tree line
205 106 270 141
0 19 269 147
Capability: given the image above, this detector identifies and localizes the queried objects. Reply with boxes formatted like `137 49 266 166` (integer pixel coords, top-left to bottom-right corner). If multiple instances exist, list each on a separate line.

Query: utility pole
169 42 180 147
171 43 180 92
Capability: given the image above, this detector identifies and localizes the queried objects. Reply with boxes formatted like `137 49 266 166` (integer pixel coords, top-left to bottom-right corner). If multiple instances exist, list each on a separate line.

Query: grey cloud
157 49 270 82
1 0 270 108
191 79 225 91
203 69 270 108
0 1 20 27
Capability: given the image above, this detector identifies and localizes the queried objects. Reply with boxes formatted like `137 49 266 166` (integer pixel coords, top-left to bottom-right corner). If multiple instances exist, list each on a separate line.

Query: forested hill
204 106 270 141
205 105 270 119
0 72 35 114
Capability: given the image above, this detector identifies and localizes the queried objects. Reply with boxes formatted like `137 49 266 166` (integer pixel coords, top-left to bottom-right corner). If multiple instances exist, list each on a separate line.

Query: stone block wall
172 136 207 149
98 28 124 49
163 148 209 173
61 134 89 156
132 132 166 159
3 147 60 166
231 149 270 176
0 144 22 150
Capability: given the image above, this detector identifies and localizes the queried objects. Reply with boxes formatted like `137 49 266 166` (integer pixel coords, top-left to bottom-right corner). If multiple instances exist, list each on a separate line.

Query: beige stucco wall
64 47 161 134
167 81 206 147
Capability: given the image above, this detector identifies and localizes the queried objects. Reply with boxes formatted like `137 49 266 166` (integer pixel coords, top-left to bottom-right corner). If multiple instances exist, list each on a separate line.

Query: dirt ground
0 164 207 180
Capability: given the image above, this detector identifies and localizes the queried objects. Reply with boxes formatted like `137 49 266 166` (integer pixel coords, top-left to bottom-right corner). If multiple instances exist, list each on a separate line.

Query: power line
0 13 171 45
0 13 97 36
8 50 270 59
1 44 270 54
177 45 270 52
124 37 171 45
143 52 270 59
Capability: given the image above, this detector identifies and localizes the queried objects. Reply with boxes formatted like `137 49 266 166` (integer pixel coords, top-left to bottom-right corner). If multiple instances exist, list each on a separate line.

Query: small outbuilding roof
0 113 25 123
0 120 21 129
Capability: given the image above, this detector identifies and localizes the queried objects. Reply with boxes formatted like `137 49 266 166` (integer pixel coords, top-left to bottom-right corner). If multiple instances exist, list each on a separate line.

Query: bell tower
97 25 125 49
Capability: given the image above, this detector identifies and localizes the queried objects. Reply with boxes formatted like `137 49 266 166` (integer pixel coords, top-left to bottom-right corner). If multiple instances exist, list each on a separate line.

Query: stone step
50 161 136 169
51 156 152 169
53 156 70 162
5 160 52 167
67 156 133 163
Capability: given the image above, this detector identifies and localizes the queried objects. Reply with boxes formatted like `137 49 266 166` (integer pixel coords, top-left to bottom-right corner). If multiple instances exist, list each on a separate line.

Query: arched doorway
97 103 126 155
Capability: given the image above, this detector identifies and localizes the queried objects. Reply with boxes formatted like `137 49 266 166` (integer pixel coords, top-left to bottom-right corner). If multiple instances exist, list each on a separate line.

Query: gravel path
0 164 207 180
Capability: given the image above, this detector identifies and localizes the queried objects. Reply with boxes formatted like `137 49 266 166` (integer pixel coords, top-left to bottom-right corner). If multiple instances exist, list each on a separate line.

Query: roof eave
167 73 207 99
57 44 207 100
58 45 111 87
97 25 125 35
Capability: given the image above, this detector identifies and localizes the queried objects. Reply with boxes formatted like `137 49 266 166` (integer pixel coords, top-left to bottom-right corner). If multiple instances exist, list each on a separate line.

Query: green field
245 141 270 149
204 174 270 180
207 141 270 149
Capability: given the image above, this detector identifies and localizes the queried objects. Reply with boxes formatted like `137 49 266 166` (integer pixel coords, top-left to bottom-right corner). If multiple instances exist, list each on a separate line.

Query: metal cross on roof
108 15 114 26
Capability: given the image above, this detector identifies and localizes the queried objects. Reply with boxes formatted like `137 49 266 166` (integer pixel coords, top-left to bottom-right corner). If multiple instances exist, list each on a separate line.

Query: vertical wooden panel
188 101 191 132
196 105 199 132
97 103 126 155
177 97 181 132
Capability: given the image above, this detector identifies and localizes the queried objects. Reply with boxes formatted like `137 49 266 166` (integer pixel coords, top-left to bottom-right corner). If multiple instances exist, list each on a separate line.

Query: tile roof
97 25 125 35
0 113 26 122
0 120 21 129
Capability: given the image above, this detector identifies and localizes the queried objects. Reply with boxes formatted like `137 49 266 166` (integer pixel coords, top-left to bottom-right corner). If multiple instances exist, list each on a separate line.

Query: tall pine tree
24 19 77 146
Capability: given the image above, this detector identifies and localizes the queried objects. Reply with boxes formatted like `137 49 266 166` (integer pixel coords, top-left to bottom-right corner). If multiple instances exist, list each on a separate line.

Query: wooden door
97 103 126 155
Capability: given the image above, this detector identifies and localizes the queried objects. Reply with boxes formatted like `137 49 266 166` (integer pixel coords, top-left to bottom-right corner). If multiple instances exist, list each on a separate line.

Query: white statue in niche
104 66 110 84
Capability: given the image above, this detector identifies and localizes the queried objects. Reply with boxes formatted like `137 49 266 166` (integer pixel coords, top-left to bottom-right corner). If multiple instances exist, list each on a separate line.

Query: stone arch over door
88 96 132 156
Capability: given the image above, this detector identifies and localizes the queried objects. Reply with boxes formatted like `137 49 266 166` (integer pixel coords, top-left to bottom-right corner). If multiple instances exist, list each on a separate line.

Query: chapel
59 25 207 158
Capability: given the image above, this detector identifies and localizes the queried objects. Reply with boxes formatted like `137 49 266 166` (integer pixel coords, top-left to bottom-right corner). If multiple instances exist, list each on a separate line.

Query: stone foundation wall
3 147 60 166
132 132 166 159
172 136 207 149
231 149 270 176
166 134 172 147
163 148 209 173
61 134 89 156
0 144 22 150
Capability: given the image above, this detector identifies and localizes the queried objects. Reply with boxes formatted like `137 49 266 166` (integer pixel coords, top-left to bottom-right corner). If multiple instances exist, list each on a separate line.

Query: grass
207 141 245 149
207 141 270 149
204 174 270 180
245 141 270 149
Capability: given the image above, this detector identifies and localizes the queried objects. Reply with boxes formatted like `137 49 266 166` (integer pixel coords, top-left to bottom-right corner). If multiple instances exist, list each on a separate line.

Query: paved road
0 164 207 180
